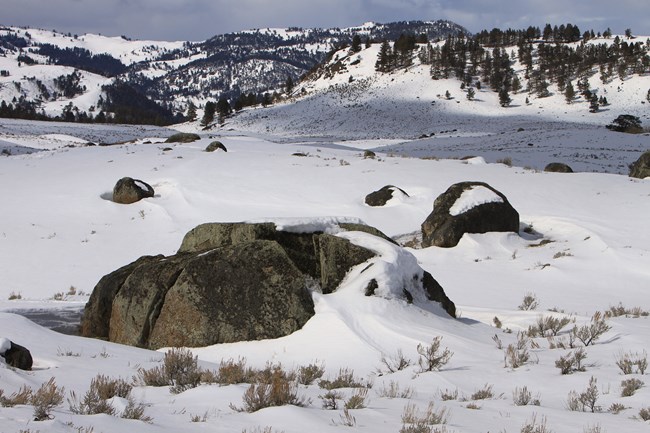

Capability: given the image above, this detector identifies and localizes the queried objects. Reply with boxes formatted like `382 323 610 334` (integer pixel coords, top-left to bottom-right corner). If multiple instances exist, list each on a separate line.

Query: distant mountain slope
0 20 468 120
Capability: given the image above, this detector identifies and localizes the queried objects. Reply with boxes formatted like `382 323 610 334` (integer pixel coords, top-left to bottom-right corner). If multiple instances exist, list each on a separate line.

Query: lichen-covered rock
365 185 409 207
544 162 574 173
112 177 154 204
421 182 519 248
82 221 457 349
629 150 650 179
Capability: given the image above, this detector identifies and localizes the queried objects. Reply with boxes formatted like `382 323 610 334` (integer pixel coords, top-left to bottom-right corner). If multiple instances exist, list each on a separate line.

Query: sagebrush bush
136 347 202 394
520 413 551 433
639 407 650 421
604 303 649 318
214 357 254 385
344 388 369 409
555 347 587 374
379 349 413 374
401 401 448 428
0 385 32 407
518 293 539 311
121 397 152 422
615 350 647 375
567 376 600 413
378 381 415 399
513 386 541 406
31 378 64 421
232 370 308 413
620 378 643 397
470 384 494 400
417 336 453 372
572 312 611 346
320 390 343 410
297 362 325 385
318 368 366 390
439 388 458 401
504 332 530 369
527 315 573 338
608 402 627 414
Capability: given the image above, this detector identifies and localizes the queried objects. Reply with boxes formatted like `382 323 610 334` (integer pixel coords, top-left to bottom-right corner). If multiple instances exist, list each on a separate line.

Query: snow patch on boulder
449 185 504 216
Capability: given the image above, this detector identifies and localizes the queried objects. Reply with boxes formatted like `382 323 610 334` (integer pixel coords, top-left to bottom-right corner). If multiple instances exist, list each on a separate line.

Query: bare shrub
572 312 611 346
190 411 208 422
232 368 308 412
582 423 604 433
615 350 647 375
518 293 539 310
470 384 494 400
547 333 576 350
504 332 530 369
492 334 503 349
344 388 369 409
608 402 627 414
620 378 643 397
319 368 366 390
68 374 132 415
639 407 650 421
567 376 600 413
215 357 254 385
513 386 541 406
379 349 413 374
555 347 587 374
8 291 22 300
297 362 325 385
417 336 453 372
320 390 343 410
377 381 414 399
136 347 202 394
121 397 152 422
401 401 448 427
528 315 573 338
337 408 356 427
438 388 458 401
520 413 552 433
605 303 649 318
0 385 32 407
31 378 64 421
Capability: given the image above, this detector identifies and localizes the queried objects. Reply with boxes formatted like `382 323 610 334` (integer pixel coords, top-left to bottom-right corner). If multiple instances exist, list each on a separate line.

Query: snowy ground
0 120 649 432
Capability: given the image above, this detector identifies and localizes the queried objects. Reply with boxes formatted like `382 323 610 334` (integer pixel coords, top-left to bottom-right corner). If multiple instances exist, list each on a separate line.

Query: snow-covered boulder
205 141 227 152
81 221 455 349
112 177 155 204
0 338 33 370
364 185 409 207
421 181 519 248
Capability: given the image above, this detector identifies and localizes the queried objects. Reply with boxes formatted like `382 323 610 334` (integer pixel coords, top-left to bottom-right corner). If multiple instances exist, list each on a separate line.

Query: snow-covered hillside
221 40 650 173
0 120 648 433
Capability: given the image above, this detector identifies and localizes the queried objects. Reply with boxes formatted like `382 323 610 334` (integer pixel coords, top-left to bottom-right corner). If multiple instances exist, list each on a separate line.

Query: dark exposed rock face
165 132 200 143
0 340 33 370
629 150 650 179
365 185 409 207
112 177 155 204
205 141 227 152
544 162 574 173
421 182 519 248
82 221 457 349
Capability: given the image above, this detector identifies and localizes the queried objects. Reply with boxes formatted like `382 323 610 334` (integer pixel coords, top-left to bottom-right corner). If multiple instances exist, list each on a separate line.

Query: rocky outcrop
112 177 155 204
365 185 409 207
0 339 33 370
422 182 519 248
544 162 574 173
165 133 200 143
205 141 227 152
629 150 650 179
82 221 456 349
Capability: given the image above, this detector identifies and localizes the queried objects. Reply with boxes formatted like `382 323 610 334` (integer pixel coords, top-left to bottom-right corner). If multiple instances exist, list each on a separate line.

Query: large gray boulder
422 182 519 248
82 221 456 349
629 150 650 179
112 177 155 204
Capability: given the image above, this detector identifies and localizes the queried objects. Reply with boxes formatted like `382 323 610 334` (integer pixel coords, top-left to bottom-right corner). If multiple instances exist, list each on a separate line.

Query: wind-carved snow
249 216 365 234
449 185 504 216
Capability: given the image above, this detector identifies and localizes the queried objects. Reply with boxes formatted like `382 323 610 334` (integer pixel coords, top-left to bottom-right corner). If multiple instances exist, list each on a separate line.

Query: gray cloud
2 0 648 41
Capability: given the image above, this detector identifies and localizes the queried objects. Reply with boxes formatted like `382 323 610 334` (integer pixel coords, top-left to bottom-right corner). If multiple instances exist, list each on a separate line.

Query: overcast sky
3 0 649 41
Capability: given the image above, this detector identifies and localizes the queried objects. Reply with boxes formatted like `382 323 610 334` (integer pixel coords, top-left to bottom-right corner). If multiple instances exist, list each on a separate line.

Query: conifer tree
350 35 362 53
466 87 475 100
200 101 216 127
564 82 576 104
499 88 511 107
186 101 197 121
